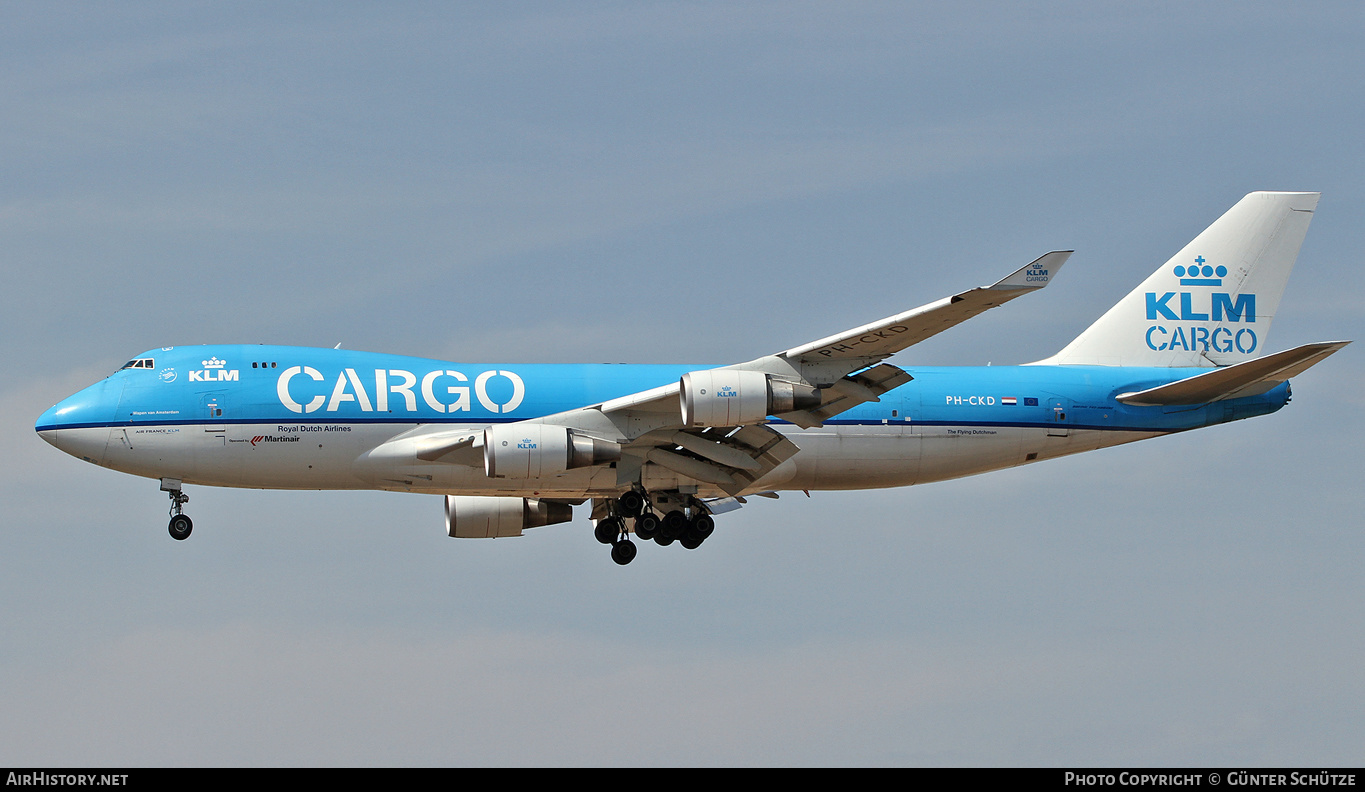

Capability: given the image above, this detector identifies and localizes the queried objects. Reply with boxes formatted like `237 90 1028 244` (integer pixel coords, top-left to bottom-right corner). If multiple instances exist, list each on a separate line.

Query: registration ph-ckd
6 774 129 786
1065 773 1205 786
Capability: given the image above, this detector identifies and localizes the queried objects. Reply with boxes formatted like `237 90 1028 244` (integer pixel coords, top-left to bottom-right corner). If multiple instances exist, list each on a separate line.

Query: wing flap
645 447 745 493
641 424 799 496
774 363 913 428
669 430 763 470
1116 341 1349 406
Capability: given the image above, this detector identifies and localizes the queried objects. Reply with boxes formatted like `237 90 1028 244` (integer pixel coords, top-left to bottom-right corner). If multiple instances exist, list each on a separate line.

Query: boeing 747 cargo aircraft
37 192 1348 564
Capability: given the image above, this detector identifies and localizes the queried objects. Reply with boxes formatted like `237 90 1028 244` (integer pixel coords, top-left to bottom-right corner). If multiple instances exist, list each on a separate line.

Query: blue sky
2 2 1362 766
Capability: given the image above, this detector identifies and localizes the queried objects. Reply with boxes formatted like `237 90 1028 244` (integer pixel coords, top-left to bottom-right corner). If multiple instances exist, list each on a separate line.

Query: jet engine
483 424 621 479
444 496 574 538
680 370 821 427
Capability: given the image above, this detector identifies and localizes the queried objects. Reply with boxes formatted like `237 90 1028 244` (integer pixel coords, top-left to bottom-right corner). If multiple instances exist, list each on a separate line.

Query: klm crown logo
1174 256 1226 286
202 357 227 369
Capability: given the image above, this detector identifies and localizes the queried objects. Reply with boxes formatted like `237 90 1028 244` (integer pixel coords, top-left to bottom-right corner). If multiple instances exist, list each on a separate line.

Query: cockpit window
120 358 155 370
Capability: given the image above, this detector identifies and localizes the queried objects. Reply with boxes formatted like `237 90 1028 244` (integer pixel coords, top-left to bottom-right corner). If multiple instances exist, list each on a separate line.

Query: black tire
679 533 703 550
691 514 715 538
660 510 688 540
168 514 193 541
594 517 621 545
634 512 659 541
617 491 645 518
610 539 637 565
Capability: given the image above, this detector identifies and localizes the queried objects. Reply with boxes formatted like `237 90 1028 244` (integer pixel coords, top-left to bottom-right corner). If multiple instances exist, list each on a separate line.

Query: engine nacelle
680 370 821 427
445 496 574 538
483 424 621 479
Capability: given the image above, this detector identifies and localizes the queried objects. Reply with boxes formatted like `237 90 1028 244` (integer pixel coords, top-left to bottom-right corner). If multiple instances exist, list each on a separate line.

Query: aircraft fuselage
37 344 1287 498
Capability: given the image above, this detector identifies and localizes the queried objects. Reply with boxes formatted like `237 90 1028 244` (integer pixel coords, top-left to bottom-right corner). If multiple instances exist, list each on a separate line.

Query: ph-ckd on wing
780 250 1070 371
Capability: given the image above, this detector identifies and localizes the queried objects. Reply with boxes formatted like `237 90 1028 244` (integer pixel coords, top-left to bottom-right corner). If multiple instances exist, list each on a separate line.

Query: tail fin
1041 191 1319 367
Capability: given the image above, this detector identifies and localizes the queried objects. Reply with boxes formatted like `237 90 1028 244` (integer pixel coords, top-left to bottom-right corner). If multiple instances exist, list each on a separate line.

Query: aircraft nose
36 379 122 463
35 403 60 447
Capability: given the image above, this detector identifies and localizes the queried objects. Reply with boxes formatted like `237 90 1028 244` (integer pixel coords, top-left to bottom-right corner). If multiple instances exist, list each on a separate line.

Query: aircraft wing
370 255 1069 494
508 253 1069 494
778 251 1071 372
579 250 1069 412
367 249 1068 481
588 250 1069 423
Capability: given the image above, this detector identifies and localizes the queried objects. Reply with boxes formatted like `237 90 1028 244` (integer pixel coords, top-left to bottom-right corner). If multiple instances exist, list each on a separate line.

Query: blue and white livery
36 192 1349 565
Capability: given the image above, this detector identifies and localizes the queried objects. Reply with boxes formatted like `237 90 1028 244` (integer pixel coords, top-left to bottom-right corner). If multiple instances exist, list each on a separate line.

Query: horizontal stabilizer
1116 341 1349 406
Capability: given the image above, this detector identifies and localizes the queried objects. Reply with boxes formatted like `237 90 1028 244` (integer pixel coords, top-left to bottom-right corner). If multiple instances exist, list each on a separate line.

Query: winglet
989 250 1071 290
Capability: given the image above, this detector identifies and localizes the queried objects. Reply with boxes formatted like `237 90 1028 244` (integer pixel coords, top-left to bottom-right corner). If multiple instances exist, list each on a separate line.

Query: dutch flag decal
1001 397 1017 405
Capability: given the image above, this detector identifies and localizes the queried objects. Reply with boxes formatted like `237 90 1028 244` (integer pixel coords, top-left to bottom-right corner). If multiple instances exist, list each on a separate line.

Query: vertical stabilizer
1040 191 1319 367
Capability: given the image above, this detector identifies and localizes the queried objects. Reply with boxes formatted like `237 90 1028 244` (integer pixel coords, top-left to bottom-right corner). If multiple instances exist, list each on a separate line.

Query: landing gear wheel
617 491 645 518
634 512 659 541
168 514 193 541
691 514 715 539
594 517 623 545
610 538 637 565
660 510 688 540
164 482 192 541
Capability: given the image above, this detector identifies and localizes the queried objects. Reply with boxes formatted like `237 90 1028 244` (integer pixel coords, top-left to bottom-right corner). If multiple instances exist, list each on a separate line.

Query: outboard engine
680 370 820 427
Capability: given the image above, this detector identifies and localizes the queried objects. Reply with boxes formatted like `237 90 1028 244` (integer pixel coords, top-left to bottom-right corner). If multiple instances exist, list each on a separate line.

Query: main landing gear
161 478 193 541
593 489 717 566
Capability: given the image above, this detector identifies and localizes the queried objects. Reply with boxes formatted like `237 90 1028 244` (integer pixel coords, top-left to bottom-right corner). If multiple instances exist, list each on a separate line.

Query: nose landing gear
161 478 193 541
168 512 193 540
